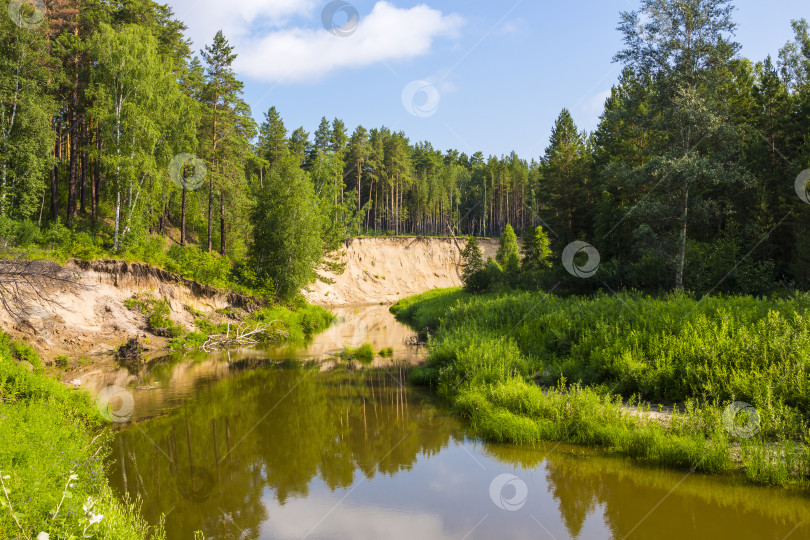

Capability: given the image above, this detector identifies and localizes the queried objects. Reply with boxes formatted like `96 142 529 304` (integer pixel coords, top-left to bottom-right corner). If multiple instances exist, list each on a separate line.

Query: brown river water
103 305 810 539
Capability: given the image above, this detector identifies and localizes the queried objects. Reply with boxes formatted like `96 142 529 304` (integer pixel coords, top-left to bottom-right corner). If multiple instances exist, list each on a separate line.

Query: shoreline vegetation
0 334 165 538
0 291 332 538
391 288 810 490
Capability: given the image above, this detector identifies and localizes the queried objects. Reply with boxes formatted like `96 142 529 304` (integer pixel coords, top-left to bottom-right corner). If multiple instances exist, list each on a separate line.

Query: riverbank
0 333 164 538
0 258 260 364
391 288 810 489
0 294 333 538
303 237 499 305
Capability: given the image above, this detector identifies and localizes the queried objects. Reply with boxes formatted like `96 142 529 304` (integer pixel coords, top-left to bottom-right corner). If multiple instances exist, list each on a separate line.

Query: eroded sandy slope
303 237 499 306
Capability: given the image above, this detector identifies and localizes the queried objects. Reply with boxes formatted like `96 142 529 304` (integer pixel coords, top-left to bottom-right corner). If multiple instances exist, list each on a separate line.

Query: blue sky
165 0 809 160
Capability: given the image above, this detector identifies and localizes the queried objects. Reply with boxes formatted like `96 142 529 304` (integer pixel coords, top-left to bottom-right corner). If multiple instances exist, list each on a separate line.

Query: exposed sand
0 259 254 363
1 237 498 366
303 237 499 306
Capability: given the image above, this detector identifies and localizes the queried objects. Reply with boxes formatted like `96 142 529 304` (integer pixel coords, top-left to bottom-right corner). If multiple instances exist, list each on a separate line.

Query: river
105 305 810 539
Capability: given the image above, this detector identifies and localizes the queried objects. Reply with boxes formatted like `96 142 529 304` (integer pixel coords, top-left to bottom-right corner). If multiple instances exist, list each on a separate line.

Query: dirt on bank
304 237 499 306
0 259 258 364
2 237 495 365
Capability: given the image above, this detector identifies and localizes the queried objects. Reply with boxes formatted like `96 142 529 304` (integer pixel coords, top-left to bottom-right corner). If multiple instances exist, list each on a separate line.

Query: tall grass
393 289 810 488
0 334 164 538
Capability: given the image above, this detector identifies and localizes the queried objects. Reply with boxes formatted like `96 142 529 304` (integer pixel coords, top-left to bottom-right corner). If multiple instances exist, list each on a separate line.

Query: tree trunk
50 123 60 223
67 95 79 223
94 131 102 223
80 123 87 214
220 190 226 256
207 179 213 253
180 183 187 246
675 183 690 293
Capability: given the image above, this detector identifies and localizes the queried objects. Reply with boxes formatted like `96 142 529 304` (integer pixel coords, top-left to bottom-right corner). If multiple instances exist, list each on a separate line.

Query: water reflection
107 305 810 540
110 364 810 540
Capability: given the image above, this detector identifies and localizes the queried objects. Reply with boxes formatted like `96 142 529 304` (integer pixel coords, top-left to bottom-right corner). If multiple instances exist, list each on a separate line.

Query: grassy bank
392 289 810 488
0 334 163 539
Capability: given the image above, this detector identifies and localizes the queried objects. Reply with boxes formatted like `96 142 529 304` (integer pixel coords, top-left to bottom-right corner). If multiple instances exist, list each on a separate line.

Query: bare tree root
0 253 84 322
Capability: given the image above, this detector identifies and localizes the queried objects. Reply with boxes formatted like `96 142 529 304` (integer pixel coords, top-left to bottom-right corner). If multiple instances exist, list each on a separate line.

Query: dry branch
201 320 289 352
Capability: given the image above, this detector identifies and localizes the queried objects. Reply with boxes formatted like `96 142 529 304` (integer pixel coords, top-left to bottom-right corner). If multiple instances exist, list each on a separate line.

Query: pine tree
460 236 484 284
289 127 310 164
541 109 590 247
199 31 256 255
496 224 520 274
522 226 552 272
258 106 287 170
346 126 369 213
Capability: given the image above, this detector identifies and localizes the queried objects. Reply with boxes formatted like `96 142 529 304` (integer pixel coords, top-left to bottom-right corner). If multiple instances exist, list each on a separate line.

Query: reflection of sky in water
260 442 606 540
107 306 810 540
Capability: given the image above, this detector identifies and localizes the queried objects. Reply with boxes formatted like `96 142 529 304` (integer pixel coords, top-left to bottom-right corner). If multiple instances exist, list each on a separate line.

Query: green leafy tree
614 0 749 292
0 10 53 220
88 23 188 251
250 155 322 299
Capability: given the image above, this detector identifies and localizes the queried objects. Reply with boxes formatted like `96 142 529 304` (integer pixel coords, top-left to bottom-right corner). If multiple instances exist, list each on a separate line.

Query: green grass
393 288 810 488
0 334 163 539
341 343 375 364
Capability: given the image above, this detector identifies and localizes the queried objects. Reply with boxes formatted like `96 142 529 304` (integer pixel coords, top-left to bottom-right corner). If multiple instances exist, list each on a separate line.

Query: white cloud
167 0 318 47
235 2 464 83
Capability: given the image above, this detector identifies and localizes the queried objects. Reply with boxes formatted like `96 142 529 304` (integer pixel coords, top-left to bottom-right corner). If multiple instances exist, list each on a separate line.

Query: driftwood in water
201 321 288 352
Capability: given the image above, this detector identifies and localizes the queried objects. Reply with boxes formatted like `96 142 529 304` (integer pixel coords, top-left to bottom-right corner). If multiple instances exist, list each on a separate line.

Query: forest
1 0 808 299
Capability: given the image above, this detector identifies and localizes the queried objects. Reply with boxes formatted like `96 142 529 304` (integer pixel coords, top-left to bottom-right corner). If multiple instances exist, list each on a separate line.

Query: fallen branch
200 320 289 352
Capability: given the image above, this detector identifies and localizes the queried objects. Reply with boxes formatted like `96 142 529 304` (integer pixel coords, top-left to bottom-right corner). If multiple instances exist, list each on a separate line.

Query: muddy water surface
106 305 810 539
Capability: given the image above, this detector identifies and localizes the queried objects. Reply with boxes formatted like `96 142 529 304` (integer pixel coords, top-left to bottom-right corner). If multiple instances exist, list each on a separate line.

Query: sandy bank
304 237 499 306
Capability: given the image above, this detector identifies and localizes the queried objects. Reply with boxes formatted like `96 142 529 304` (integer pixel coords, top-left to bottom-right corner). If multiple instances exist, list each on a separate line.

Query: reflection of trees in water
108 366 459 539
484 444 810 540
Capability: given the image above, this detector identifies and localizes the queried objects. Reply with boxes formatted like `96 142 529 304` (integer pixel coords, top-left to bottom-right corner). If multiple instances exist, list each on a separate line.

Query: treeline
1 0 809 296
0 0 363 298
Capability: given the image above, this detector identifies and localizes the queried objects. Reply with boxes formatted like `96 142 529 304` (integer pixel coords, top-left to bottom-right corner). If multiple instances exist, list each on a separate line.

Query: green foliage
250 155 323 300
495 224 520 274
0 334 164 538
125 293 184 338
343 343 375 364
147 299 184 338
521 226 552 272
460 236 485 286
164 245 233 288
394 288 810 487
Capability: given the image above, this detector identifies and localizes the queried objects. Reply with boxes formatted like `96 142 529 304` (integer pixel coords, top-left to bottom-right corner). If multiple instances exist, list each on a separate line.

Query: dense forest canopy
0 0 808 297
